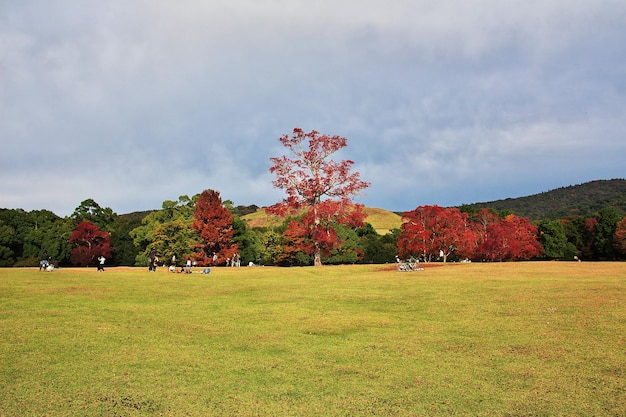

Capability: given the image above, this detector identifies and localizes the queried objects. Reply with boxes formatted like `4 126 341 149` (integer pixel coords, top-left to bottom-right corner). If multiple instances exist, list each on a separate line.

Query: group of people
167 256 195 274
38 248 243 273
149 249 242 273
226 253 241 267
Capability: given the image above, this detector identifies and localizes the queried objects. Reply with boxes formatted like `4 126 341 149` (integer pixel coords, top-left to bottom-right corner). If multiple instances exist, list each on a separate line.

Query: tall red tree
479 214 543 261
397 205 475 262
269 128 369 266
192 189 238 265
68 221 112 266
469 208 501 260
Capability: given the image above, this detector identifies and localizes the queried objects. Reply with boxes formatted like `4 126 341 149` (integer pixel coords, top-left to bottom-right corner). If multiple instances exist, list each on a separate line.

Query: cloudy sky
2 1 625 217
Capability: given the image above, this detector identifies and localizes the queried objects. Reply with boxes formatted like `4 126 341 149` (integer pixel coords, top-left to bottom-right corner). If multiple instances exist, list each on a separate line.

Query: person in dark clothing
148 248 157 272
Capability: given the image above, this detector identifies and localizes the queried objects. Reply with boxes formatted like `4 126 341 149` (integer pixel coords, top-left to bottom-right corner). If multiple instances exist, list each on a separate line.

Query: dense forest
1 179 625 267
463 179 626 220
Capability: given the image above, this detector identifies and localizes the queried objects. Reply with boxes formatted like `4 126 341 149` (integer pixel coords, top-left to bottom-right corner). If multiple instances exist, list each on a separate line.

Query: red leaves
68 221 111 266
398 206 544 262
191 189 238 265
270 128 369 207
270 128 369 266
480 215 543 261
398 205 474 261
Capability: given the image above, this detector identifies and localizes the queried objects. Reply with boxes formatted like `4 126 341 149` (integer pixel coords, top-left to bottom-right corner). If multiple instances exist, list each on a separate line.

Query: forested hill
464 179 626 220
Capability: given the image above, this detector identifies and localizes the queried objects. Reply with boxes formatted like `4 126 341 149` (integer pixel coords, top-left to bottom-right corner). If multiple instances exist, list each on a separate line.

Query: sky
1 0 625 217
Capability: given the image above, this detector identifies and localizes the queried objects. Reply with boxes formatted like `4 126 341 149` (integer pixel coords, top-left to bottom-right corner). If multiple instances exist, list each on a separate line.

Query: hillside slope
242 206 403 235
465 179 626 220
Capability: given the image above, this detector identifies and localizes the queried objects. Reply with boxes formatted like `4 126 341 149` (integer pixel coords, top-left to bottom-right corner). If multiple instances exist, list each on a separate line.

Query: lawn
1 262 624 416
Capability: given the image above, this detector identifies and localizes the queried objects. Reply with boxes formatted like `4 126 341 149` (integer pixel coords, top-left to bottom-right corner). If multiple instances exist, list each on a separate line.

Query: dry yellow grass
242 206 402 234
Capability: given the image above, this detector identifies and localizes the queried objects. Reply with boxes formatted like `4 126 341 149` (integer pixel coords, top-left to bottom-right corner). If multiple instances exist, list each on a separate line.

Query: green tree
130 196 197 266
231 214 261 266
0 220 16 266
324 223 363 264
537 220 576 260
360 232 397 264
593 207 620 260
258 230 283 265
109 213 145 266
71 199 117 231
151 219 199 266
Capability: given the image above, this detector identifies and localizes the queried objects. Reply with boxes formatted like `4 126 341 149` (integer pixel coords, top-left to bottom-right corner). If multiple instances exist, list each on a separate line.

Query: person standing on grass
97 255 106 272
148 247 157 272
186 257 192 274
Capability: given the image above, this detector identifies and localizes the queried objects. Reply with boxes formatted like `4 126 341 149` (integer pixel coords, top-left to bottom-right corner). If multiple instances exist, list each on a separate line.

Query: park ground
0 262 624 416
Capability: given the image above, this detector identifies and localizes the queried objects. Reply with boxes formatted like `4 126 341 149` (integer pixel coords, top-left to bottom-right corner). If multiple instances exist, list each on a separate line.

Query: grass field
1 262 624 416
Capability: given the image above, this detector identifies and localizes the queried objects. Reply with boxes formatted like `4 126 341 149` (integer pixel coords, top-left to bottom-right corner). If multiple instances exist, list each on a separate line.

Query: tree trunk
313 242 322 266
313 204 323 266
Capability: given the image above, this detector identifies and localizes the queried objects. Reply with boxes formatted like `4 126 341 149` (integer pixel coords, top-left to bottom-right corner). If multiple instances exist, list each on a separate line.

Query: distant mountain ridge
463 179 626 220
239 180 625 231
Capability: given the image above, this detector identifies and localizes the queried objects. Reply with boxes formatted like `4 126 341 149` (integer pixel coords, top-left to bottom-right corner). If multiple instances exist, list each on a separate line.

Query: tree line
2 129 625 267
1 195 625 268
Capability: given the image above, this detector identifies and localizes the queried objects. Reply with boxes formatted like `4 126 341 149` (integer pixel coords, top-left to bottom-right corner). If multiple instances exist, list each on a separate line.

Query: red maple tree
397 205 475 262
68 221 112 266
269 128 369 266
469 208 501 259
192 189 238 265
479 214 543 261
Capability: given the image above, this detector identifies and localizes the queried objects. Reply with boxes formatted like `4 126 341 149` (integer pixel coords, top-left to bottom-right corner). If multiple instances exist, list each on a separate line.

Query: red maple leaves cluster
269 128 369 266
191 189 238 265
68 221 112 266
397 206 543 262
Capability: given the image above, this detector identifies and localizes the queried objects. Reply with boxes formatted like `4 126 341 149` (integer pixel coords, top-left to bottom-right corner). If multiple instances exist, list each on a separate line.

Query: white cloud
1 0 625 215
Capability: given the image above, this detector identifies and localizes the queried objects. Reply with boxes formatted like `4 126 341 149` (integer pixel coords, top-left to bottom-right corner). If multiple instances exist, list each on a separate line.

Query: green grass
1 263 624 416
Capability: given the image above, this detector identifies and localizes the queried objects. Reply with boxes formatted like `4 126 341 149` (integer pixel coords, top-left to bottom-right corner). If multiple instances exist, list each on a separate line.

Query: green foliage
0 208 73 266
359 232 397 264
258 230 283 265
151 219 199 265
537 220 576 260
71 199 117 231
0 221 16 266
323 223 362 264
108 213 144 266
593 206 621 260
466 179 626 220
231 215 261 265
130 195 198 265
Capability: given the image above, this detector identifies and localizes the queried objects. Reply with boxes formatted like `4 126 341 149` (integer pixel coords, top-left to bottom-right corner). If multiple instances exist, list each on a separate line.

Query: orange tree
269 128 369 266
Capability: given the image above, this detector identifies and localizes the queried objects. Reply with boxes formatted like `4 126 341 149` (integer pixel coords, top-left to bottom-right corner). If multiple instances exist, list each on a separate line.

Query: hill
463 179 626 220
242 206 403 235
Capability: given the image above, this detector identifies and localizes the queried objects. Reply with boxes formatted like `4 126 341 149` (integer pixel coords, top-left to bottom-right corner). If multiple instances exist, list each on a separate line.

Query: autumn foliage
68 221 112 266
612 217 626 257
398 206 543 262
269 128 369 266
192 189 238 265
